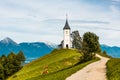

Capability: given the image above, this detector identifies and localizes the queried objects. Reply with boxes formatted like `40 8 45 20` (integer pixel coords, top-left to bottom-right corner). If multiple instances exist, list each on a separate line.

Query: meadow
106 58 120 80
8 49 99 80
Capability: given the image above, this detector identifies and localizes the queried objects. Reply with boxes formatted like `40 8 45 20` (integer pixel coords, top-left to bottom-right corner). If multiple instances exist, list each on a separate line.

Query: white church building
59 18 72 49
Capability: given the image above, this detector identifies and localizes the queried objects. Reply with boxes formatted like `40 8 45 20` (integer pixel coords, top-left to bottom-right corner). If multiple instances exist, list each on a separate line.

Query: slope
8 49 82 80
106 58 120 80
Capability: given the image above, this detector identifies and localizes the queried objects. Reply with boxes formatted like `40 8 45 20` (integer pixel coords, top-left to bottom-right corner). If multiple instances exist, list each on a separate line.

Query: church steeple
63 15 71 30
63 14 72 49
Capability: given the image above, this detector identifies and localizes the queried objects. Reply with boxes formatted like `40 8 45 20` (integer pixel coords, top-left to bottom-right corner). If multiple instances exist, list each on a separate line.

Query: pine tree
7 52 20 76
0 63 4 80
0 52 25 79
17 51 25 63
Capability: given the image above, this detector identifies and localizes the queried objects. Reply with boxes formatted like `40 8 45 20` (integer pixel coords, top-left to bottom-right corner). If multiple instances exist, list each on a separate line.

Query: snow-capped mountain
44 41 58 48
1 37 18 45
0 37 120 62
0 37 56 62
0 37 20 55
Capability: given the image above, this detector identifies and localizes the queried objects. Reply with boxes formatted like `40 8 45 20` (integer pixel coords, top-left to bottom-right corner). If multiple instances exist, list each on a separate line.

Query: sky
0 0 120 46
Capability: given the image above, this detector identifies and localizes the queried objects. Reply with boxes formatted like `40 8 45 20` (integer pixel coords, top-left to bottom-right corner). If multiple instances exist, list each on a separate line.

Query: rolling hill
7 49 99 80
8 49 83 80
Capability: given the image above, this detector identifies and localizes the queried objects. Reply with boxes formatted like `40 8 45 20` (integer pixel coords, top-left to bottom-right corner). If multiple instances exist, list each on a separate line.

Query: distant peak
44 41 58 48
1 37 17 45
3 37 12 41
4 37 12 40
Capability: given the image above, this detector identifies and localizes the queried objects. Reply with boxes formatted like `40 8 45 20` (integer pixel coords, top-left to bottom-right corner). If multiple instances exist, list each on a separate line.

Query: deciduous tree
82 32 101 61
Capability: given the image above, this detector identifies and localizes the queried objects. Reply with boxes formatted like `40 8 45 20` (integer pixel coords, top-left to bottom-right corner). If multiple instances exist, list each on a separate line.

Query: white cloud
110 5 120 14
0 0 120 46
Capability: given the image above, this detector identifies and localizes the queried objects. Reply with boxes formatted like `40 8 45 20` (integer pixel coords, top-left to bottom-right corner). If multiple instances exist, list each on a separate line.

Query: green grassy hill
8 49 82 80
8 49 99 80
107 58 120 80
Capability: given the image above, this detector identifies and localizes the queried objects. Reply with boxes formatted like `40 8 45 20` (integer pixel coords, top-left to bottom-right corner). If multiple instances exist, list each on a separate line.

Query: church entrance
66 44 68 48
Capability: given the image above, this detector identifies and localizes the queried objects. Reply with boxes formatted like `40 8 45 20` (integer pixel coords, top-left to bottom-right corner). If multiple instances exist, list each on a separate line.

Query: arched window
66 31 68 34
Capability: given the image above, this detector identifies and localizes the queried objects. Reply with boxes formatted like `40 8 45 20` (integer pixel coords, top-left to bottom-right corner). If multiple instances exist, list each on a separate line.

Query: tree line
0 51 25 80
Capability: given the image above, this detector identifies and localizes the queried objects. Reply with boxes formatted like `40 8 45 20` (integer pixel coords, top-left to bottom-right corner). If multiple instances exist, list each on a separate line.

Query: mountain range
0 37 56 63
0 37 120 63
101 45 120 58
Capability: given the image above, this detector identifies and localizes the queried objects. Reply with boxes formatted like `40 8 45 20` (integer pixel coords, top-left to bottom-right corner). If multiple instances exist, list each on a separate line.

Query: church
59 17 72 49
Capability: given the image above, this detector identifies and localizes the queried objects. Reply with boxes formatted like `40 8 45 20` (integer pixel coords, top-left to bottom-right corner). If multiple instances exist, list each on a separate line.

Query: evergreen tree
0 63 4 80
0 55 7 66
0 52 25 79
103 50 107 55
0 55 9 78
17 51 25 63
7 52 20 76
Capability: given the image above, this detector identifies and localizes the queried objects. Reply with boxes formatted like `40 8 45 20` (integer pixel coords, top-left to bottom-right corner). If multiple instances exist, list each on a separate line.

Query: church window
66 31 68 34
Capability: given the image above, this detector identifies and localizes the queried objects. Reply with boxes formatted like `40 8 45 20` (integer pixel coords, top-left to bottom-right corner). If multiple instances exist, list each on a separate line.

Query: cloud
44 19 110 24
0 0 119 46
74 25 120 32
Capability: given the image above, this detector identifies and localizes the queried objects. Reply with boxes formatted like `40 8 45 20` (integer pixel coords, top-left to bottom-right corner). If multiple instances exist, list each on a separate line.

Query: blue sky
0 0 120 46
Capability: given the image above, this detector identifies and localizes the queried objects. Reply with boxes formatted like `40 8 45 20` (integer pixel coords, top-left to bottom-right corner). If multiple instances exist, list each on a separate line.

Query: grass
8 49 83 80
27 57 99 80
8 49 100 80
106 58 120 80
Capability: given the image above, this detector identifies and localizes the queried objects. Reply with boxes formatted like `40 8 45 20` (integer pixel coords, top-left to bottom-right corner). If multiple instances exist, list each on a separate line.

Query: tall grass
106 58 120 80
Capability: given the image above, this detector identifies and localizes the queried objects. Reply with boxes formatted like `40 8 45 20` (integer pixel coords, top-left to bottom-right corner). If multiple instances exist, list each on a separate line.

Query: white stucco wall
63 29 72 48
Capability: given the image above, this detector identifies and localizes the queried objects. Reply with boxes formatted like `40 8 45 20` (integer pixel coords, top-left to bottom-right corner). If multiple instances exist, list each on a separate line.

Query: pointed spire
63 14 71 30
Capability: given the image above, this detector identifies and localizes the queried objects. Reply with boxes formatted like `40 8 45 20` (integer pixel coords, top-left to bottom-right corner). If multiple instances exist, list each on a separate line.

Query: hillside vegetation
0 51 25 80
106 58 120 80
8 49 83 80
8 49 99 80
28 57 99 80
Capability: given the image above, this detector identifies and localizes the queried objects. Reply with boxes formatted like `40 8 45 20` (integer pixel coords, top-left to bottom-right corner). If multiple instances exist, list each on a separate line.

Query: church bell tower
63 16 72 48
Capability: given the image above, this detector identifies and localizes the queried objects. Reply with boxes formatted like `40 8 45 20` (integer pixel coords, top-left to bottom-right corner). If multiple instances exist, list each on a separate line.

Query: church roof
63 19 71 30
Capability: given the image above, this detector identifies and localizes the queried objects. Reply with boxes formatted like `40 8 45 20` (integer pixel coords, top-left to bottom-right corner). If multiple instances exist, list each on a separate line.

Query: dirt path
66 54 109 80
